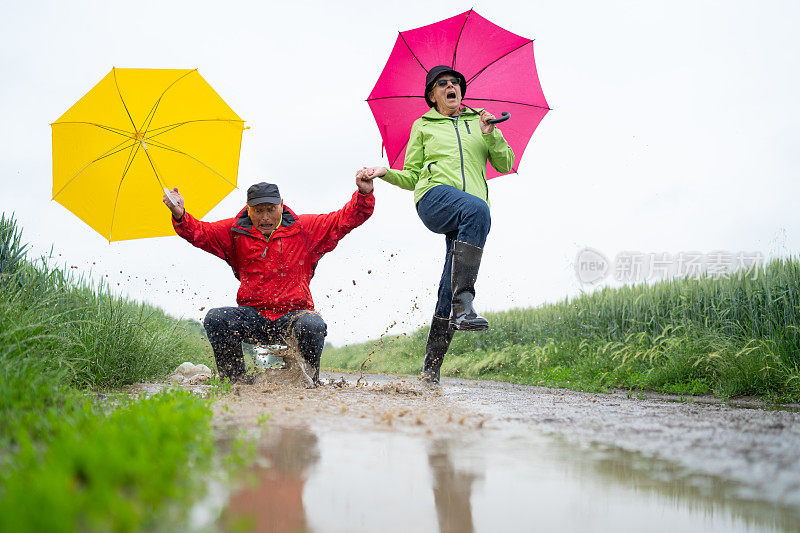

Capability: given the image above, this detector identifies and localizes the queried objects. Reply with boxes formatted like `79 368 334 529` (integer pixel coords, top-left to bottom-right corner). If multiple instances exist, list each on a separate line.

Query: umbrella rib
398 32 429 74
145 118 246 139
389 138 410 168
452 8 473 70
120 140 142 179
366 95 425 102
51 121 134 139
465 97 551 111
144 138 237 187
139 70 197 136
366 95 550 111
112 68 139 132
108 142 144 242
465 40 534 86
462 98 551 111
52 139 137 200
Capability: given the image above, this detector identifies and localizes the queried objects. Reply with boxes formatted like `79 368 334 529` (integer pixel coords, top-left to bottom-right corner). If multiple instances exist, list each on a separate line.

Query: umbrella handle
163 187 177 207
487 112 510 125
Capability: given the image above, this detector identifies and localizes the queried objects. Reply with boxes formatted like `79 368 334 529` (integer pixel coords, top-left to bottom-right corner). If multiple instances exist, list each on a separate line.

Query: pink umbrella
367 9 550 178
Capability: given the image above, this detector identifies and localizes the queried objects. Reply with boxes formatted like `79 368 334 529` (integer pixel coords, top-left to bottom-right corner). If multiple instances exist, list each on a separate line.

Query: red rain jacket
173 190 375 320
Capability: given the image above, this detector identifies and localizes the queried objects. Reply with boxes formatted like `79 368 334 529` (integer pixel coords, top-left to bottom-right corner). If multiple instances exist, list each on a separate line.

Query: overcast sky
2 0 799 346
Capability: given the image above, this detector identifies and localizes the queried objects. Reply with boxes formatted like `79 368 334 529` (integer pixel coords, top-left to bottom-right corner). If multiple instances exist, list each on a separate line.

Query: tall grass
0 213 213 440
0 213 238 531
324 259 800 400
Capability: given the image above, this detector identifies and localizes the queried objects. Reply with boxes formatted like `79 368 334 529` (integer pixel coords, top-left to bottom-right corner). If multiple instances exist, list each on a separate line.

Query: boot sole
450 321 489 332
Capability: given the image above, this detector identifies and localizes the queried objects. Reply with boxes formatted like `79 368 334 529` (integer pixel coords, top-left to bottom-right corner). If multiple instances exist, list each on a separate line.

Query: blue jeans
416 185 491 318
203 307 327 379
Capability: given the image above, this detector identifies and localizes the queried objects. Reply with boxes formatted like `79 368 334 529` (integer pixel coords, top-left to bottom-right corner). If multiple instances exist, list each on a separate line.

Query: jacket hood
233 204 298 236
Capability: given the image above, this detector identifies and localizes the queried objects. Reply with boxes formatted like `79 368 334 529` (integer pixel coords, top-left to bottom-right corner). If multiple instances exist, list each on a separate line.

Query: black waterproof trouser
203 306 327 380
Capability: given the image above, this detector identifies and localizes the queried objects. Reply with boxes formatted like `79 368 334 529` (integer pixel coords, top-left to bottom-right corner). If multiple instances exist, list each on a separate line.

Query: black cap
425 65 467 107
247 182 281 206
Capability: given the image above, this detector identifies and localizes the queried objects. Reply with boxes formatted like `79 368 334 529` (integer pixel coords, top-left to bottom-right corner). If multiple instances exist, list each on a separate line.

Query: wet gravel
438 376 800 509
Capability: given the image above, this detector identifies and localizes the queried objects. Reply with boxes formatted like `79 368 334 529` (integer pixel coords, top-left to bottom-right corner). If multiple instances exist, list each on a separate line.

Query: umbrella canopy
367 10 549 179
52 68 244 241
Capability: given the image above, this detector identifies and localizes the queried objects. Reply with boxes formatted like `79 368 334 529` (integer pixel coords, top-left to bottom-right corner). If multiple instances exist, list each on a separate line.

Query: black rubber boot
305 353 321 386
421 316 455 385
449 241 489 331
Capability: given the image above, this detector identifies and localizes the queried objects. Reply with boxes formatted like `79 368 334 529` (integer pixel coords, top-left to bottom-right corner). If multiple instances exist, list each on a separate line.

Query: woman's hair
427 87 436 108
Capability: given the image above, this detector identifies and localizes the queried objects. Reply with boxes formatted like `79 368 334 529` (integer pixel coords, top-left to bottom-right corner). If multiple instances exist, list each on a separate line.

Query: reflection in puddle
216 427 800 533
221 428 320 532
428 439 480 533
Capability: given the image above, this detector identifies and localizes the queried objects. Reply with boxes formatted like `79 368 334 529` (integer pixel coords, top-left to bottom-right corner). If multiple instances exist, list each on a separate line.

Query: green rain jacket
381 107 515 206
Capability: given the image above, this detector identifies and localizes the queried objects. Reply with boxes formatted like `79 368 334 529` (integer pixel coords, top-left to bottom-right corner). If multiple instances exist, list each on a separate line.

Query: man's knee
294 312 327 340
203 308 227 331
204 307 253 341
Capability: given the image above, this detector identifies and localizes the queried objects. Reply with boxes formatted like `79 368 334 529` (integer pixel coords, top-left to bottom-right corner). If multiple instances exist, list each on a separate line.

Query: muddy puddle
182 371 800 532
197 424 799 533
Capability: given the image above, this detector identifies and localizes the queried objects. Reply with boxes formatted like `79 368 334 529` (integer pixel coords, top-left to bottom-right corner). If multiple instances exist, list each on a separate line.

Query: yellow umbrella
52 68 245 241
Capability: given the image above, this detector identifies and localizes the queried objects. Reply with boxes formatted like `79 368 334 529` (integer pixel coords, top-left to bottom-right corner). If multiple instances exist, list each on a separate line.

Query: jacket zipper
261 225 279 257
260 240 284 276
452 117 466 191
464 120 471 134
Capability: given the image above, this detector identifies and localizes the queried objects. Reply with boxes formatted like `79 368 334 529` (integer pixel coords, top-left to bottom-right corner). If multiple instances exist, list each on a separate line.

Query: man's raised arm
163 187 235 262
297 176 375 255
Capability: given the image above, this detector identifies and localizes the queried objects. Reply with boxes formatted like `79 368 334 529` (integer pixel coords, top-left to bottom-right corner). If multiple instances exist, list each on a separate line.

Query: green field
0 213 233 532
324 258 800 401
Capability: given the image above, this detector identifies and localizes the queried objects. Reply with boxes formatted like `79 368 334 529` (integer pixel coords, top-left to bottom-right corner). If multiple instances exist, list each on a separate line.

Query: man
163 175 374 384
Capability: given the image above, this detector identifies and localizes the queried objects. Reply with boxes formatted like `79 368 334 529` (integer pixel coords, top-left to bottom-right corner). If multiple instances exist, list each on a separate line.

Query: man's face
247 201 283 236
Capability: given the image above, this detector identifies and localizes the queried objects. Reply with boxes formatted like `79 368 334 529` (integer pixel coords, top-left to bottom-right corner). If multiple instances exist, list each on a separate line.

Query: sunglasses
431 77 462 88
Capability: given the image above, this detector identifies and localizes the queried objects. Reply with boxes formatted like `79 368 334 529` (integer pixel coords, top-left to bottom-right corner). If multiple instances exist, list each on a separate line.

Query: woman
357 65 515 385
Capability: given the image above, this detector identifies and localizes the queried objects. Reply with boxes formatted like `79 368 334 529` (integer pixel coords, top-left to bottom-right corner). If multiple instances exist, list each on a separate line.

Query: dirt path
211 372 484 437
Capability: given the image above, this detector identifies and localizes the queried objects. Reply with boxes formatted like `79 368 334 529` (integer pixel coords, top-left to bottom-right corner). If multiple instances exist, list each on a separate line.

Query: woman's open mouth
446 90 457 101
